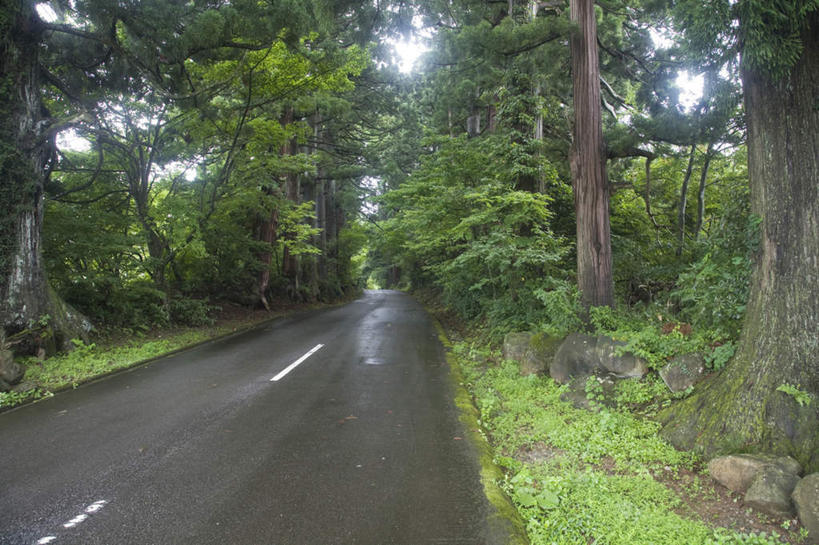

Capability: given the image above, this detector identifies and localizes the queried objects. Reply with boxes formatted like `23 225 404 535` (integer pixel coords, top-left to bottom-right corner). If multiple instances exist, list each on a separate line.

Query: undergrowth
452 342 799 545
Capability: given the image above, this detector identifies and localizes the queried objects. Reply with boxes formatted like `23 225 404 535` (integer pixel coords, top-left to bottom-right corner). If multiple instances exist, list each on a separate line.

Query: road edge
2 294 361 414
429 316 530 545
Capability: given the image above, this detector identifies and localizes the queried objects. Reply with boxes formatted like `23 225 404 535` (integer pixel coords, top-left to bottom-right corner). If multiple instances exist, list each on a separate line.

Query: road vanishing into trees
0 291 511 545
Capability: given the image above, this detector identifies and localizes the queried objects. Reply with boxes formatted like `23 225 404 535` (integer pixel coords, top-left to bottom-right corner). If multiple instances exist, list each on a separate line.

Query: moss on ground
433 319 529 545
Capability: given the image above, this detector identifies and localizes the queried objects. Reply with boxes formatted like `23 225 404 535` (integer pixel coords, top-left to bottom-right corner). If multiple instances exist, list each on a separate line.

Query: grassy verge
446 339 809 545
0 300 335 411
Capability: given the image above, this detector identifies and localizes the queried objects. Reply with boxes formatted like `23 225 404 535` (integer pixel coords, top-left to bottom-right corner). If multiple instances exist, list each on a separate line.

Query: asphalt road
0 290 508 545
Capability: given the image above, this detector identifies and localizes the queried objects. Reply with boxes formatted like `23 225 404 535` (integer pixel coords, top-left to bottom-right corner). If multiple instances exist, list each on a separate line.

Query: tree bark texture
0 2 90 353
569 0 613 308
660 14 819 471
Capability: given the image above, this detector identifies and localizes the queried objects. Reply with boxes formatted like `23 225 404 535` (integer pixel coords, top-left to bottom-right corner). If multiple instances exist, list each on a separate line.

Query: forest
0 0 817 543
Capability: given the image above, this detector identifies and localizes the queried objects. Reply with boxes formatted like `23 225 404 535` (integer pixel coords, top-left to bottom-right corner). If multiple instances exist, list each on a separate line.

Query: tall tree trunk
695 143 714 239
255 198 278 311
133 191 169 291
279 108 300 299
466 101 481 137
0 2 90 354
660 14 819 472
569 0 613 309
675 143 697 256
315 172 328 290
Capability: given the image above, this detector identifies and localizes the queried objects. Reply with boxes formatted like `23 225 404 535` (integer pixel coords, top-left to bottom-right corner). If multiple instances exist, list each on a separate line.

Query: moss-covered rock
502 331 562 376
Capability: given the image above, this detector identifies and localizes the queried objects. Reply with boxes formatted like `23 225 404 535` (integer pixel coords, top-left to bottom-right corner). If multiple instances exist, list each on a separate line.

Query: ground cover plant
449 340 809 545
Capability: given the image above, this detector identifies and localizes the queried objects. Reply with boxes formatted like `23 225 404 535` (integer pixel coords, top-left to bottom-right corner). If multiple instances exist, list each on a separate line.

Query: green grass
450 341 793 545
0 322 264 410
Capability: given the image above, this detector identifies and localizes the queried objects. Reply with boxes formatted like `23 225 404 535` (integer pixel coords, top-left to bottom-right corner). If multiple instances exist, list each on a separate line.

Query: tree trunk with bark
660 15 819 472
255 194 279 311
676 143 697 256
279 109 301 299
569 0 613 309
1 2 90 354
695 143 714 239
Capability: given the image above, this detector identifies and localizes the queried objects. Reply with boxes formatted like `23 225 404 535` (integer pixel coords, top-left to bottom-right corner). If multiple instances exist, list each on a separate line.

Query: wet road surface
0 291 503 544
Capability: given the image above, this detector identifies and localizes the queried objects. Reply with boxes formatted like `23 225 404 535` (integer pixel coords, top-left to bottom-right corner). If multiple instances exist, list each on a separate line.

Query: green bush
60 277 169 329
672 214 760 339
168 298 218 327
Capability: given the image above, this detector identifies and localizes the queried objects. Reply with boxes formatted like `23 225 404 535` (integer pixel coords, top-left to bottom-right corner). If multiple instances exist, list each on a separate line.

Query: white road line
271 344 324 382
37 499 108 543
85 500 107 513
63 514 88 528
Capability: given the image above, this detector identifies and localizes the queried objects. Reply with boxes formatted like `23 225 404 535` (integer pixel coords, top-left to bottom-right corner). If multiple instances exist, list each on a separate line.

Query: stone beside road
708 454 802 495
659 353 706 393
502 331 562 376
0 348 23 392
550 333 647 384
745 464 801 517
793 474 819 545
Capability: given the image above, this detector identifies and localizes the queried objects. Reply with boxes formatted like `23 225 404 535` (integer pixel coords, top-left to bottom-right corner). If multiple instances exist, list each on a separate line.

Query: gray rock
594 336 648 378
522 333 562 376
745 464 800 517
793 473 819 544
11 381 37 393
550 333 647 384
659 353 706 392
0 349 23 386
502 332 532 364
550 333 598 383
773 456 804 477
559 373 618 411
503 331 561 376
708 454 803 494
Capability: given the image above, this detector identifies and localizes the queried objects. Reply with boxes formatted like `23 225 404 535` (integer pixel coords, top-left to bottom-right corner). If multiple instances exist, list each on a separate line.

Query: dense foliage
366 0 754 356
0 0 402 335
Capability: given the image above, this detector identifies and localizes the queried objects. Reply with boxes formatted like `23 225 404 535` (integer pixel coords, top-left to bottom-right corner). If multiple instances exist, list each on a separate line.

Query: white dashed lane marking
35 500 108 544
270 344 324 382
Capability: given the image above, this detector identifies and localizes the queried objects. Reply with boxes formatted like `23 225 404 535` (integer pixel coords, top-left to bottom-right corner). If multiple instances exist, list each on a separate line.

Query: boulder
11 380 38 393
502 332 532 364
745 464 800 517
595 337 649 378
708 454 803 494
659 353 706 392
0 349 23 387
559 373 617 411
550 334 648 384
503 332 562 376
550 333 598 383
793 473 819 544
